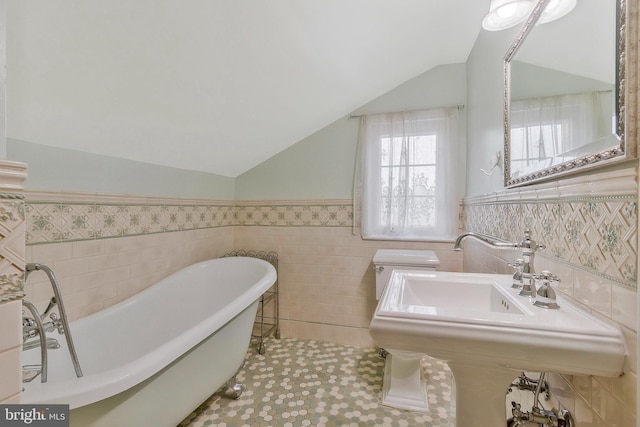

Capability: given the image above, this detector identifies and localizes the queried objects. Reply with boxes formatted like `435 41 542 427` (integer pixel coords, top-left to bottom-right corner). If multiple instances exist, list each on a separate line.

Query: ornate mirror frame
503 0 627 187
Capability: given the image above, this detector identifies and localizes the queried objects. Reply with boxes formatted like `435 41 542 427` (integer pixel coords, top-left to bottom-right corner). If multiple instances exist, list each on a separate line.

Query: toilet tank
373 249 440 299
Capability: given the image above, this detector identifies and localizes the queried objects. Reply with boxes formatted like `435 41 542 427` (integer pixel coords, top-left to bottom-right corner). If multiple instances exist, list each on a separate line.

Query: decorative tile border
0 161 28 302
234 203 352 227
463 169 638 289
26 202 235 244
0 196 26 301
25 192 353 245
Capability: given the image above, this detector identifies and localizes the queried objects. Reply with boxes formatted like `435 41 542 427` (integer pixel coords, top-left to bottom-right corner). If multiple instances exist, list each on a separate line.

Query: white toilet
372 249 440 412
373 249 439 299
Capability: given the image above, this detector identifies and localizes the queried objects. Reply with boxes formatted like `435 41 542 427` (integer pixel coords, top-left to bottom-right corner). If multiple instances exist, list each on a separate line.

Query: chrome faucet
22 300 49 382
533 270 560 309
517 230 545 297
453 229 546 296
454 230 561 309
23 263 83 381
508 258 524 289
453 232 519 251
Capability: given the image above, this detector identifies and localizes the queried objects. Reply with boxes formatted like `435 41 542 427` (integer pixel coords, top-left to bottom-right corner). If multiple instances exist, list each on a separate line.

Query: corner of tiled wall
0 160 28 404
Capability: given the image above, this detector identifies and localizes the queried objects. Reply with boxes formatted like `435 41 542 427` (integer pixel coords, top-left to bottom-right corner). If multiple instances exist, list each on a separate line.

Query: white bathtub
21 256 277 427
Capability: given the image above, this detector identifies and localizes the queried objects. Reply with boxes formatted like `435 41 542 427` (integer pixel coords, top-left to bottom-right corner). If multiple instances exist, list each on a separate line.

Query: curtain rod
348 104 465 119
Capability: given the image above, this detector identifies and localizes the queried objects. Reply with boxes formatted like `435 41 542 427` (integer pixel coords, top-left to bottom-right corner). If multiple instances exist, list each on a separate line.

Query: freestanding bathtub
21 256 277 427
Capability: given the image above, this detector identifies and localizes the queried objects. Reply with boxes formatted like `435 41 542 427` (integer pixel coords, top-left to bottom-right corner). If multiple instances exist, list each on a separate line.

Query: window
354 108 459 241
510 91 614 176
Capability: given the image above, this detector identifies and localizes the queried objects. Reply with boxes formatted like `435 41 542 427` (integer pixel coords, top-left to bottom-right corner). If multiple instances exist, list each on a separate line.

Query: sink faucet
453 229 546 297
533 270 560 309
517 230 546 297
508 258 525 289
453 232 519 251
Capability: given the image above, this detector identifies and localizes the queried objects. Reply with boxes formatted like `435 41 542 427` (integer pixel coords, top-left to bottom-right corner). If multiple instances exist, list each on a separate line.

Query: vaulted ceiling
7 1 487 177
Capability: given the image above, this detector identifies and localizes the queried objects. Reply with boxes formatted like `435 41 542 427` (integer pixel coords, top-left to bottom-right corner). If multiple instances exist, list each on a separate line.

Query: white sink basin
369 270 627 425
399 274 527 317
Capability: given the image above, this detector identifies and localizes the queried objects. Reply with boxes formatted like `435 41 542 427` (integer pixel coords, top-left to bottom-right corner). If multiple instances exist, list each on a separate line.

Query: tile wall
462 167 638 427
0 161 28 405
234 224 460 347
21 192 461 344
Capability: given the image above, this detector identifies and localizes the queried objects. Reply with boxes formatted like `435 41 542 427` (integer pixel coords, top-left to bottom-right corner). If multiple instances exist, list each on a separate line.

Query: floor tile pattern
179 338 454 427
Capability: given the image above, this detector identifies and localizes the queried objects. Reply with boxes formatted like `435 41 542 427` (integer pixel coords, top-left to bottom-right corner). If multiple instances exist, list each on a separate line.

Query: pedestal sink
369 271 627 426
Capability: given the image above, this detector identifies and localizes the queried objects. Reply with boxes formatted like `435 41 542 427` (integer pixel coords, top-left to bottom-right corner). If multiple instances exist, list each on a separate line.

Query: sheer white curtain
510 91 612 173
353 108 459 241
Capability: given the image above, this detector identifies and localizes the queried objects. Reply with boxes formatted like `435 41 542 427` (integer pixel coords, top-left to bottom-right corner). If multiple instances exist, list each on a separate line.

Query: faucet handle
533 270 560 309
518 229 545 252
508 259 525 289
537 270 559 282
508 259 524 269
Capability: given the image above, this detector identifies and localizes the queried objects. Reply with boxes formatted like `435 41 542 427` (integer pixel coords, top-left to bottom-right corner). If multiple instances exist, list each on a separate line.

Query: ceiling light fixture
482 0 534 31
537 0 577 24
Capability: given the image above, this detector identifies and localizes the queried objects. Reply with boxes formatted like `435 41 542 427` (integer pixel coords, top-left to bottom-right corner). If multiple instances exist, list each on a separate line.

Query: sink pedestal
381 349 428 412
448 362 518 427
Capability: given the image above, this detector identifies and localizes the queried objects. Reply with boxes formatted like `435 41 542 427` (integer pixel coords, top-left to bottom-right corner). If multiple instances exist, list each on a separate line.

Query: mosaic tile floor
178 338 455 427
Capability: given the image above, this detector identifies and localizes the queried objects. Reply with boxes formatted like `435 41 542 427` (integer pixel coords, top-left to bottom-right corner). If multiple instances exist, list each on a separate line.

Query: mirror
504 0 626 187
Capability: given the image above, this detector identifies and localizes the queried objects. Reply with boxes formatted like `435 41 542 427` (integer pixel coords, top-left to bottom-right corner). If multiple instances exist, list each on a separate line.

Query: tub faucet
23 263 83 379
22 300 48 383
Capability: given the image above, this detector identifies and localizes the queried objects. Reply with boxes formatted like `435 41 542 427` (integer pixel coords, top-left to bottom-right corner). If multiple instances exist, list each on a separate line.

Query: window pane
411 135 436 165
408 166 435 195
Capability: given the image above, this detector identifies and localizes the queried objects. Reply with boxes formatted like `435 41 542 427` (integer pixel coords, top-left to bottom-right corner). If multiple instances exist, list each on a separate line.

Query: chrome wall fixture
22 263 83 383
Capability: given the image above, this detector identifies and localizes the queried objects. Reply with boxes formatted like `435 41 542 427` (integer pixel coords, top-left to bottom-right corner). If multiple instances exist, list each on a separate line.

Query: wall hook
481 150 502 176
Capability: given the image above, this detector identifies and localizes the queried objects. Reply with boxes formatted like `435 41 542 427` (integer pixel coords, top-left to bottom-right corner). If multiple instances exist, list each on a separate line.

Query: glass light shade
482 0 534 31
537 0 577 24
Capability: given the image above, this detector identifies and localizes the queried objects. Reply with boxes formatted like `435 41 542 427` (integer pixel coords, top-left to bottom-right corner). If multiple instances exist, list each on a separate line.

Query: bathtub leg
225 376 246 399
225 361 247 399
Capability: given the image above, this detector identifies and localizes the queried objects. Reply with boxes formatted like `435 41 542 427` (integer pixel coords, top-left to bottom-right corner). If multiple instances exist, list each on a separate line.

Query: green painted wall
235 63 467 200
464 28 519 197
8 139 235 199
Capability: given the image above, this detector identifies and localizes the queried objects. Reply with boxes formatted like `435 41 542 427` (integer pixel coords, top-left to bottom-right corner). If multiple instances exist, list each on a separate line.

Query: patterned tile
0 197 26 302
25 199 353 246
179 338 454 427
463 196 638 289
